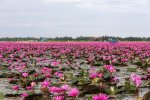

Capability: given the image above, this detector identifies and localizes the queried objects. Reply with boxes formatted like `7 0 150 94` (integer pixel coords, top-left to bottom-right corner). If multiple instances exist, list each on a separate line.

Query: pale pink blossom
54 96 64 100
104 65 116 73
130 73 142 87
61 84 70 91
31 82 36 87
147 68 150 73
89 73 98 79
49 86 63 94
51 61 60 66
22 72 29 77
92 93 109 100
41 80 50 87
12 85 19 91
21 92 28 97
67 88 79 97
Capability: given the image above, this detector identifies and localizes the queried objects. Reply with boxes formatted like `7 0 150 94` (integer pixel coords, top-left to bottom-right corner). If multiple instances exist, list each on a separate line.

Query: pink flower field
0 42 150 100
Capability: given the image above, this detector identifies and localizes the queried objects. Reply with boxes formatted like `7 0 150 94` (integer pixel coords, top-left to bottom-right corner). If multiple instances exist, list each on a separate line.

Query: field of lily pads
0 42 150 100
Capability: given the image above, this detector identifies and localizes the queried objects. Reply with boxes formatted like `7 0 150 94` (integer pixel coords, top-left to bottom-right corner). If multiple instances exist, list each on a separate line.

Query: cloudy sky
0 0 150 37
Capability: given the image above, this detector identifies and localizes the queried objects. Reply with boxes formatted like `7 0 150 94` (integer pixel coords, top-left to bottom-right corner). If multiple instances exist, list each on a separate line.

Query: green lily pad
0 92 5 100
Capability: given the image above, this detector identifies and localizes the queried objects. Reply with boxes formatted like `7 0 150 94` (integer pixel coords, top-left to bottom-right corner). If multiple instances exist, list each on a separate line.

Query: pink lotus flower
41 67 52 74
130 73 136 81
54 96 64 100
12 85 19 91
89 73 98 79
143 76 148 80
147 68 150 73
121 58 128 62
51 61 60 66
41 80 50 87
130 73 142 87
49 86 63 94
135 79 142 87
112 76 119 82
67 88 79 97
89 67 96 73
26 86 33 90
55 72 63 78
112 59 117 63
97 73 103 78
33 73 39 77
41 67 52 78
92 93 109 100
49 86 58 93
0 54 3 58
10 54 14 58
31 82 36 87
61 84 70 91
22 72 29 77
104 65 116 73
8 78 15 82
45 73 52 78
21 92 28 97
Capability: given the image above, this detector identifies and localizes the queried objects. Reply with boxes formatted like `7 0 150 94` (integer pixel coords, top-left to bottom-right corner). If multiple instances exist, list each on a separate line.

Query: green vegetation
127 68 137 72
0 36 150 41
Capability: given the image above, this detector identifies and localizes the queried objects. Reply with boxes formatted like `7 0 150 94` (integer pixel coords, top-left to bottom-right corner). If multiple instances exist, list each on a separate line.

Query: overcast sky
0 0 150 38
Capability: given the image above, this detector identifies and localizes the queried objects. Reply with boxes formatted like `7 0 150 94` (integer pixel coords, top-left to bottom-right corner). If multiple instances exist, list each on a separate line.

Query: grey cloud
0 0 150 37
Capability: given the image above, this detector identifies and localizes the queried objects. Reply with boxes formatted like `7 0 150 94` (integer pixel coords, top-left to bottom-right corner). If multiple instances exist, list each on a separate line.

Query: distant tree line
0 36 150 41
